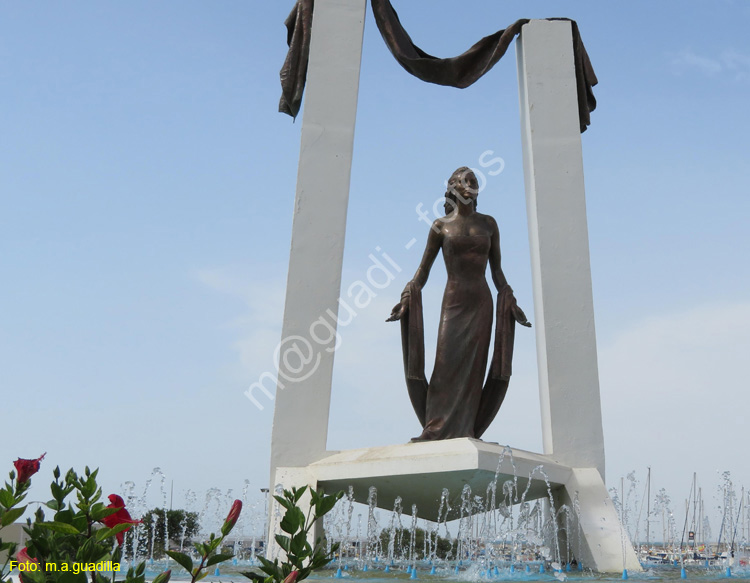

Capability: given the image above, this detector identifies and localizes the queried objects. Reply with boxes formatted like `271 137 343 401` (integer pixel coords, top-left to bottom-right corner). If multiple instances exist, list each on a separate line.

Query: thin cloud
600 300 750 498
670 48 750 81
193 266 286 376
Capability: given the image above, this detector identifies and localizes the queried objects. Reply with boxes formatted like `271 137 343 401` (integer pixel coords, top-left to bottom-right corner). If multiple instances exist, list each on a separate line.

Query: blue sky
2 1 749 527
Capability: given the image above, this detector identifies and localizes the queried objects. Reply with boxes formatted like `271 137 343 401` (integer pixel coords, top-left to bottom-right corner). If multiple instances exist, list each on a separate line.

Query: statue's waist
444 276 491 290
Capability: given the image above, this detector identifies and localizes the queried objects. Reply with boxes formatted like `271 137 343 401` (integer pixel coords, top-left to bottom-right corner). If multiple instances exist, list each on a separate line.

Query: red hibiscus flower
13 453 46 484
220 499 242 536
15 547 38 583
101 494 141 545
16 547 38 565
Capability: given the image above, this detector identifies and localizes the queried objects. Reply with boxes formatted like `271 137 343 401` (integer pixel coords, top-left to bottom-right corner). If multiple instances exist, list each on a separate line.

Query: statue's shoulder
475 212 499 230
431 217 448 233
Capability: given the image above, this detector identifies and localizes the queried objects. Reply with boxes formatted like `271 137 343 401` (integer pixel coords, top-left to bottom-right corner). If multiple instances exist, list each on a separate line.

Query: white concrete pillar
270 0 367 472
516 20 606 477
561 469 642 572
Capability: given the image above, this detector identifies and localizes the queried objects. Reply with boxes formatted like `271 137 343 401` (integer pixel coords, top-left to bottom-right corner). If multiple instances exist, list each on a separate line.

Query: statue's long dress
400 234 518 441
416 235 493 440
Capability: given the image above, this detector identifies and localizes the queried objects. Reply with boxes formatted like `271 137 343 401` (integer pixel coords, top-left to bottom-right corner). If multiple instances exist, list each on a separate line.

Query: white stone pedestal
271 440 638 572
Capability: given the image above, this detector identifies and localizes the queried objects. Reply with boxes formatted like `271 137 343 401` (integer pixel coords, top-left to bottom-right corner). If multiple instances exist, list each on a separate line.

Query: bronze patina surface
279 0 597 131
387 168 531 441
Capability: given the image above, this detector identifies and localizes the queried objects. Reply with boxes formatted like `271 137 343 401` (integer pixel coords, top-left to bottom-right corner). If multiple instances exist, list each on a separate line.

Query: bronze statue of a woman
387 167 531 441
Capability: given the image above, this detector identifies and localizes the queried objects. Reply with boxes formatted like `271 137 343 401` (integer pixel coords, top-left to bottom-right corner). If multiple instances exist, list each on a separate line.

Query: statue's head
445 166 478 214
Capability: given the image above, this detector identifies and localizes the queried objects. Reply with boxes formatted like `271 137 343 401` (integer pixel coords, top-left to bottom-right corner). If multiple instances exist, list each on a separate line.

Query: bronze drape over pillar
279 0 597 131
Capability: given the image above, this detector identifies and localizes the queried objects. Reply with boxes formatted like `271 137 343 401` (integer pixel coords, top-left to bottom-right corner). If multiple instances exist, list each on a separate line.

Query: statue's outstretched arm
488 216 509 292
410 221 442 289
386 220 442 322
488 218 531 328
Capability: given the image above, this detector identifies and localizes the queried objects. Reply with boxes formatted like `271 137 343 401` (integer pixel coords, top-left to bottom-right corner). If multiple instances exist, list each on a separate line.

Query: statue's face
448 174 478 203
448 167 479 203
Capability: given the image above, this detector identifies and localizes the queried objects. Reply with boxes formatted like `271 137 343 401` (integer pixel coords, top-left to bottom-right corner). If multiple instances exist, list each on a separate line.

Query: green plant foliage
241 487 343 583
0 463 34 583
1 457 241 583
5 464 151 583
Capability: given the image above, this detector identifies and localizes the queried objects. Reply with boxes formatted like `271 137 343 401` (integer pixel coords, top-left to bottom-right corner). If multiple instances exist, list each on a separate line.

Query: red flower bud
282 571 299 583
13 453 46 484
220 499 242 536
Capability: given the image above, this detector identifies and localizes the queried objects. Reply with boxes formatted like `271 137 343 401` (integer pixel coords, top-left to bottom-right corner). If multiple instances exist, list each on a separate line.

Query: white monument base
268 3 639 573
269 439 640 573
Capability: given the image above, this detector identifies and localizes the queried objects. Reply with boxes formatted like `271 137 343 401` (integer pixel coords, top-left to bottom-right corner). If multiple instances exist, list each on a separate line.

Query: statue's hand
512 303 532 328
386 299 408 322
387 287 412 322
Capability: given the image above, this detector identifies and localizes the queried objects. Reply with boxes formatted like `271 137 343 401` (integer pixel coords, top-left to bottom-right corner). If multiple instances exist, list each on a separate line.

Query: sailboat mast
646 467 651 549
698 487 703 550
692 473 697 551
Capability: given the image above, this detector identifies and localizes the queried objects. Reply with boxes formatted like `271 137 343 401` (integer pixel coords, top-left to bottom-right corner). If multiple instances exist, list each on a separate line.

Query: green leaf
292 487 307 503
89 502 110 521
165 551 193 573
273 495 293 511
94 523 133 542
290 531 309 557
81 475 98 499
206 553 234 567
112 544 123 565
151 571 171 583
46 499 60 511
38 520 81 534
93 506 120 522
239 572 267 583
1 506 25 526
64 468 78 485
195 571 209 582
54 509 75 524
58 571 88 583
50 481 65 502
20 568 46 583
75 537 104 563
279 507 304 535
275 534 291 553
314 493 341 518
0 488 15 509
256 555 275 569
256 556 280 578
72 515 88 533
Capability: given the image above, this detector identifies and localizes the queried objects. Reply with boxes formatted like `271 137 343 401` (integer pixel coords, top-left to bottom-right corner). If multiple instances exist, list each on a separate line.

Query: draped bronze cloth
279 0 598 131
400 281 518 440
279 0 314 118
